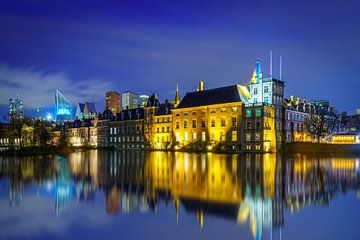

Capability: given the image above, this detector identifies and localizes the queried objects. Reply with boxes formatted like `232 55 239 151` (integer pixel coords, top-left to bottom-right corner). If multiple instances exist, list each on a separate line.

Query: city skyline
1 0 360 117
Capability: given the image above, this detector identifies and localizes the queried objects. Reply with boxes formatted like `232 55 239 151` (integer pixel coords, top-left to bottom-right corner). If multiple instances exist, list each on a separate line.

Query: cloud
0 65 114 109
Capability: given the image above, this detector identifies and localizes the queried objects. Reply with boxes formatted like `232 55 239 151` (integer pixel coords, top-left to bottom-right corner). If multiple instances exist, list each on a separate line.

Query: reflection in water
0 151 360 239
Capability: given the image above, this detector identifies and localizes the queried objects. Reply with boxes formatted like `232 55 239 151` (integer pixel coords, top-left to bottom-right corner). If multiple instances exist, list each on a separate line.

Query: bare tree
305 109 339 143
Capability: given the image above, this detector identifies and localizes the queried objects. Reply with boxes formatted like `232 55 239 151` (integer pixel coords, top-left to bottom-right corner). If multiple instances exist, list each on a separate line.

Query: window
210 109 216 114
220 132 225 141
176 113 180 117
201 119 206 128
184 133 188 142
232 131 237 141
256 109 261 117
184 112 189 116
232 117 237 127
192 133 197 142
167 126 170 132
255 133 261 141
184 120 188 128
192 120 197 128
211 119 215 127
255 145 261 150
264 85 269 93
176 121 179 129
192 112 197 115
246 109 252 117
110 128 113 135
202 132 206 141
221 118 226 127
254 98 258 103
264 96 269 103
246 144 251 150
162 127 165 132
246 121 251 130
246 133 251 141
256 121 261 130
175 133 180 142
114 127 117 134
221 108 226 113
157 127 159 133
232 107 238 112
254 88 258 94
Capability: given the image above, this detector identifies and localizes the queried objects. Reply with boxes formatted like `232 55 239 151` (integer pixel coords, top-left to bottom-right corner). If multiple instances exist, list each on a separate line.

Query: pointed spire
251 56 262 84
174 83 180 107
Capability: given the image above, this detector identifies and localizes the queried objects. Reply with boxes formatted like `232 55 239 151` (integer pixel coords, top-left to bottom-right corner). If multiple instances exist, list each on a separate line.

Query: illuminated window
246 144 251 150
246 133 251 141
192 120 197 128
221 108 226 113
210 109 216 114
232 131 237 141
232 107 238 112
221 118 226 127
184 120 188 128
184 133 188 142
220 132 225 141
246 109 252 117
255 145 261 150
232 117 237 127
211 119 216 127
211 133 216 141
255 133 261 141
193 133 197 142
110 128 113 135
256 109 261 117
202 131 206 141
175 133 180 142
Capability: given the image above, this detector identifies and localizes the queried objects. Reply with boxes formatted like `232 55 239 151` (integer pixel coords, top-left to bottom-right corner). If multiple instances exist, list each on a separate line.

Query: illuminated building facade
75 102 96 120
55 90 72 123
9 96 24 123
105 91 120 116
247 57 285 150
172 82 249 148
107 107 145 149
121 91 138 110
139 95 149 107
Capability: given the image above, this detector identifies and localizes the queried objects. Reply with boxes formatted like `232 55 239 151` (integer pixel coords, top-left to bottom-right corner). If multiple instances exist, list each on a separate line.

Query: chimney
199 80 204 91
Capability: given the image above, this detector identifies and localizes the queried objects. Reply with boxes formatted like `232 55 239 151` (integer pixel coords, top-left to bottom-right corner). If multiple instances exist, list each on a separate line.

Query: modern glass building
121 91 138 110
139 95 149 107
55 90 72 123
9 96 24 123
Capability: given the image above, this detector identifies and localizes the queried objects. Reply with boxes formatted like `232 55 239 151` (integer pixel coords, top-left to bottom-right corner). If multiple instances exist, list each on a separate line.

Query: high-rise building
105 91 120 116
139 95 149 107
55 90 72 123
122 91 138 110
9 96 24 123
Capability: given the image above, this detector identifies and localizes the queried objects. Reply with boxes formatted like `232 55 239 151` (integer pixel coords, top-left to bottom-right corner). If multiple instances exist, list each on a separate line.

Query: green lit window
246 109 252 117
256 109 261 117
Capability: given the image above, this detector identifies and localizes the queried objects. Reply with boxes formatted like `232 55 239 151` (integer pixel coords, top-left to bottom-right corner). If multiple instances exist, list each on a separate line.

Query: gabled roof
176 85 249 109
85 102 96 113
78 103 85 112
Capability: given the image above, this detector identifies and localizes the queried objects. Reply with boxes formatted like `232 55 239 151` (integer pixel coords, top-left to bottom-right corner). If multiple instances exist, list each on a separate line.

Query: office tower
105 91 120 116
139 95 149 107
9 96 24 123
122 91 138 109
55 90 72 123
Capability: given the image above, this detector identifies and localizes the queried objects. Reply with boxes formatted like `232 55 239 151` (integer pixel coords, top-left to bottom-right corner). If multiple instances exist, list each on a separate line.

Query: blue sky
1 0 360 119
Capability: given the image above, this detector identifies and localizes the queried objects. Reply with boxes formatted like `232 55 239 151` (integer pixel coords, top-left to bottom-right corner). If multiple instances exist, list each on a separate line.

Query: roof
78 103 85 112
116 107 144 121
146 94 160 107
155 101 174 116
176 85 249 109
85 102 96 113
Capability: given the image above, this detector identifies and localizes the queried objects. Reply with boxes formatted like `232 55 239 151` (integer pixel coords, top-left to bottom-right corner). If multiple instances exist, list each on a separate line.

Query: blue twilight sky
0 0 360 119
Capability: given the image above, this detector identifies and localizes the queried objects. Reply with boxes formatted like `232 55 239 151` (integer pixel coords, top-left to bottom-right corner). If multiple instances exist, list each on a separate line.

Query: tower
248 56 285 150
174 83 180 107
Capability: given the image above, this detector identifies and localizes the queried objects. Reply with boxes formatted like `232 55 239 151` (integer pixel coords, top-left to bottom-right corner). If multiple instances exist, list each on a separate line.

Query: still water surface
0 150 360 240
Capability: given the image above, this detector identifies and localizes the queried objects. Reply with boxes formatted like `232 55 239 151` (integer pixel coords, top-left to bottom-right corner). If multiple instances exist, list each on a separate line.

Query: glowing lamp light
46 113 52 121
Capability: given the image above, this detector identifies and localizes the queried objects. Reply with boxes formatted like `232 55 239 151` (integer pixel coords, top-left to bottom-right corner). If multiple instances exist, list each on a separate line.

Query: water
0 150 359 240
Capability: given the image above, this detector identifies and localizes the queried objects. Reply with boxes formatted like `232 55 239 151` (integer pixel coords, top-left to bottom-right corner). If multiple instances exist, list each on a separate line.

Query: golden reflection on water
1 151 360 239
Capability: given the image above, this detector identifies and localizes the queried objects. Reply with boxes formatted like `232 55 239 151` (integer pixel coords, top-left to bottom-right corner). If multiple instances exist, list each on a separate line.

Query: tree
305 108 339 143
